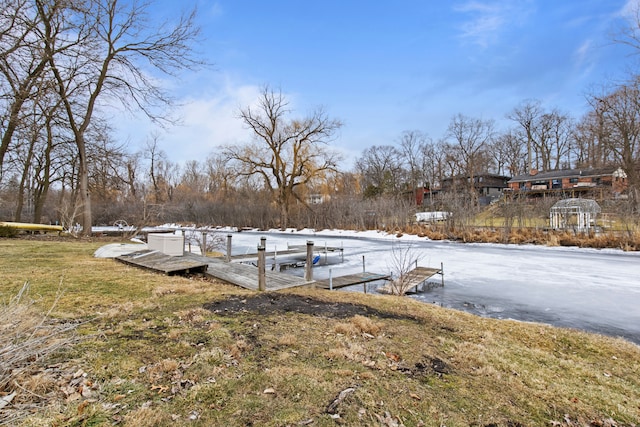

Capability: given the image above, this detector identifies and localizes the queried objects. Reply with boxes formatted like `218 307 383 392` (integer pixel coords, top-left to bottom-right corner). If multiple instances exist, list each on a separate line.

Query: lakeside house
506 167 628 199
410 173 511 206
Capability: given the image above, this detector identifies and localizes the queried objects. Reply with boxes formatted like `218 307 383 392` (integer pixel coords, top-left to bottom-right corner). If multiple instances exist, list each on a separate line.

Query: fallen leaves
60 368 97 402
150 384 169 394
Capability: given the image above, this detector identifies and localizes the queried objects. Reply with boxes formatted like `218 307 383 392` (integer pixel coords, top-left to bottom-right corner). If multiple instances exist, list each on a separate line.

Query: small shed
550 198 601 232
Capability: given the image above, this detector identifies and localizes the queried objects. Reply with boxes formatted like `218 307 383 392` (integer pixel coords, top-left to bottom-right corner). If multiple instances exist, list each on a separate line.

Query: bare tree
419 139 446 206
588 79 640 204
613 1 640 54
573 110 615 168
39 0 203 235
532 110 573 170
386 242 423 296
204 151 236 201
507 99 542 172
355 145 404 197
489 129 524 176
445 113 494 193
399 130 429 201
0 0 53 174
226 86 342 229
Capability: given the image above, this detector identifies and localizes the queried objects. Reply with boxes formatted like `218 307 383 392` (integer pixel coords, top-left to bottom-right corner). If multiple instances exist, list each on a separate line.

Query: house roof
508 167 621 183
442 173 511 181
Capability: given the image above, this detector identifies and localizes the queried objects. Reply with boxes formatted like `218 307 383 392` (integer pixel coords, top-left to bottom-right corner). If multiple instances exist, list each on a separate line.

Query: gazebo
549 198 601 232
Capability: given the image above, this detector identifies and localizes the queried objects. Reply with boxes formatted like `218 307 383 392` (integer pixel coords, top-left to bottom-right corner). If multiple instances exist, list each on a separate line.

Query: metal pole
324 242 328 265
362 255 365 273
258 245 266 291
329 268 333 291
260 236 267 249
441 262 444 287
226 234 232 262
305 240 314 282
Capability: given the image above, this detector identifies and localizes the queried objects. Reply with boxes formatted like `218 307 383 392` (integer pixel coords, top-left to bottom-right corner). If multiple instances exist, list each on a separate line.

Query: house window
569 178 578 184
552 179 561 189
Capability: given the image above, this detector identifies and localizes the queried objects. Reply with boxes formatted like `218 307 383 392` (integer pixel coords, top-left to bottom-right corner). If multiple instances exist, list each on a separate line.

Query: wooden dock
203 258 313 291
114 247 438 295
230 245 343 264
116 250 209 275
378 266 443 294
315 272 391 290
229 248 309 262
115 251 312 291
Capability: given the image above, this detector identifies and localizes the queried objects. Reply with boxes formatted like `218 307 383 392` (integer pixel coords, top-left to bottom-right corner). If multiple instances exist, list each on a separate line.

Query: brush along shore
0 237 638 426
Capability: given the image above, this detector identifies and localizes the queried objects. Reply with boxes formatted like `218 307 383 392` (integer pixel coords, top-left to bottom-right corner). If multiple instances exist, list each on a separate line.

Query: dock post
329 269 333 291
261 236 267 249
226 234 232 262
305 241 314 282
201 231 207 255
441 262 444 287
362 255 365 273
257 245 266 291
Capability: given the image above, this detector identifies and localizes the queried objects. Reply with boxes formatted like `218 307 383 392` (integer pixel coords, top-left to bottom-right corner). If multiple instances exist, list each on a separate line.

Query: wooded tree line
1 1 639 233
356 89 640 202
0 0 201 235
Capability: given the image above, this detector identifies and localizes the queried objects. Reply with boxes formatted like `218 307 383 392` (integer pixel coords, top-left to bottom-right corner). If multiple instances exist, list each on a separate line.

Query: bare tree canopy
445 113 494 188
38 0 204 235
613 1 640 56
355 145 404 197
225 86 343 229
587 79 640 203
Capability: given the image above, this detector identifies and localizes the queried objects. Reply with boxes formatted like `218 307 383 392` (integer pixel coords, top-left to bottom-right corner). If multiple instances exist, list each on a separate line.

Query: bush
0 225 17 238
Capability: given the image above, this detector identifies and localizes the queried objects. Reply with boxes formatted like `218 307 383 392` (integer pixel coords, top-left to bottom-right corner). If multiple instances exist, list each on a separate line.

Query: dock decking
203 258 313 291
116 251 209 275
378 266 443 294
315 272 391 290
115 250 313 291
115 248 439 295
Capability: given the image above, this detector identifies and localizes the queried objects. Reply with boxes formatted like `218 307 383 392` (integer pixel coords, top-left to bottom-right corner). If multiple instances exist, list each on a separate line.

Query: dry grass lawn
0 236 638 426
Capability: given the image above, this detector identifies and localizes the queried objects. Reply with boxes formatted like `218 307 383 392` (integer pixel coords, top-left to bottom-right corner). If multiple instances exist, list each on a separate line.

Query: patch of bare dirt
203 293 418 321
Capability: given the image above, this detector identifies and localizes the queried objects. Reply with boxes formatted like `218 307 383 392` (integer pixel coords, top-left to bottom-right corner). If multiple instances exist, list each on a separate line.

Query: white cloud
206 1 224 18
454 1 530 48
113 77 262 165
621 0 640 17
574 39 592 65
160 81 261 163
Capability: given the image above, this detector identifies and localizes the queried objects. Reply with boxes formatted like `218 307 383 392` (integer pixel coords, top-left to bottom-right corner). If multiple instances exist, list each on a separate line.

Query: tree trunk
14 140 36 222
77 134 92 236
32 181 50 224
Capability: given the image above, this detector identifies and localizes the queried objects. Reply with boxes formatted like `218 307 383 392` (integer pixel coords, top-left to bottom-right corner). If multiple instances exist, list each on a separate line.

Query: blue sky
117 0 640 168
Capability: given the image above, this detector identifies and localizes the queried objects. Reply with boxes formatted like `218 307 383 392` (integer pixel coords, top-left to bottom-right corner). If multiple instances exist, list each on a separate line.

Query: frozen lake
223 229 640 345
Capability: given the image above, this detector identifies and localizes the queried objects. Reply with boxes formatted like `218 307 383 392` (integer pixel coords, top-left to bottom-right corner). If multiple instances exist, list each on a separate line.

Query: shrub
0 225 17 238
